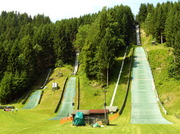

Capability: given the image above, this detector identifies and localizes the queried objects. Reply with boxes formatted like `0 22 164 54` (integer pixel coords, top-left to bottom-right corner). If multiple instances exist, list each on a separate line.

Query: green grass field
1 32 180 133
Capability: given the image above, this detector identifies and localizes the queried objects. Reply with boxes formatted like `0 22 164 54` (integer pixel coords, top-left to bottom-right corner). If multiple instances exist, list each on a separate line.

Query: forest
136 1 180 78
0 5 134 104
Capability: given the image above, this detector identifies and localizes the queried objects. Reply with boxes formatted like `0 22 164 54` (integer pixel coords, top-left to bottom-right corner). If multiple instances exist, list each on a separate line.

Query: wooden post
107 68 108 87
103 88 107 125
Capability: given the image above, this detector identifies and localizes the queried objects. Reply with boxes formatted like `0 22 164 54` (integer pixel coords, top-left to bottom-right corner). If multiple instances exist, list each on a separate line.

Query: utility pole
59 65 61 77
100 73 103 85
103 87 107 125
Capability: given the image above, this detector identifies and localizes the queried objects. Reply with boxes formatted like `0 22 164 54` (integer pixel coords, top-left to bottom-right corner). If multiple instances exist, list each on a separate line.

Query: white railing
110 46 128 106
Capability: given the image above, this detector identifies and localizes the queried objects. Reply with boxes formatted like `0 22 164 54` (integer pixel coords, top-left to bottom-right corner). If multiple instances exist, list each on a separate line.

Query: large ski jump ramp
131 47 172 124
49 77 76 120
136 25 141 46
22 90 41 109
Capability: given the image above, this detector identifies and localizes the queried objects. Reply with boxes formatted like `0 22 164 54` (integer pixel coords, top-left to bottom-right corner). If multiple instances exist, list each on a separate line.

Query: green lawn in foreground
1 87 180 134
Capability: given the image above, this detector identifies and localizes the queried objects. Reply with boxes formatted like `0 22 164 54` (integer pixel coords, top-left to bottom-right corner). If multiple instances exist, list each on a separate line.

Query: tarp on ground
73 112 85 126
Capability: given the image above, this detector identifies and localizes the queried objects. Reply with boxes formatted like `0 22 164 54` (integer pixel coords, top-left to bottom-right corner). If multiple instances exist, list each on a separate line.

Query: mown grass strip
119 47 134 115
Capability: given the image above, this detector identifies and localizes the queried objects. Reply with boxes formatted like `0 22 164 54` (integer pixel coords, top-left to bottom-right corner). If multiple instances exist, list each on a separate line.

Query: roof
71 110 89 115
106 106 118 112
71 109 109 115
89 109 108 114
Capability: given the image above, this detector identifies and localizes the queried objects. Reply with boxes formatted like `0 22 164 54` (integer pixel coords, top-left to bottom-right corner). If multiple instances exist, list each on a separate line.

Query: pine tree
139 3 147 23
99 7 109 38
0 72 13 104
173 12 180 47
122 13 128 44
21 35 37 83
147 3 154 14
173 30 180 77
7 40 19 73
98 27 116 86
73 24 90 50
154 5 166 43
0 44 7 80
54 22 72 62
144 13 151 36
83 18 100 77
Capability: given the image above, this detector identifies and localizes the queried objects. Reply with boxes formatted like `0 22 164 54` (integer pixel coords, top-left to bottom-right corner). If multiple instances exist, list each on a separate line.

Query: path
130 47 172 124
49 77 76 120
22 90 41 109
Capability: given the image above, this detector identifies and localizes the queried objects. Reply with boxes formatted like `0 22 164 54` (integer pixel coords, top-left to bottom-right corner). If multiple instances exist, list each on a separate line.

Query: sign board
52 83 57 88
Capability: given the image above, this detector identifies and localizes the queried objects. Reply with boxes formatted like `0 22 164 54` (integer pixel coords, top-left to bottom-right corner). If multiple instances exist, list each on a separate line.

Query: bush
55 59 64 68
167 56 179 79
93 90 100 96
167 63 176 78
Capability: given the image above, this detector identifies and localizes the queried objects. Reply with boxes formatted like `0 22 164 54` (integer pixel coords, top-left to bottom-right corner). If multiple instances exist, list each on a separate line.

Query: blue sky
0 0 178 22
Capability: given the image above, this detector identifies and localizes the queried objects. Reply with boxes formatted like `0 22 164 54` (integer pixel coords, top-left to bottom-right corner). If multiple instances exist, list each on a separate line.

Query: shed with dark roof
71 109 109 125
71 110 89 119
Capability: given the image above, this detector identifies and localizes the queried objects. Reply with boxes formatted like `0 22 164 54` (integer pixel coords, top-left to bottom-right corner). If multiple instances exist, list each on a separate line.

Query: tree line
74 5 134 86
0 11 99 104
136 1 180 79
0 5 134 104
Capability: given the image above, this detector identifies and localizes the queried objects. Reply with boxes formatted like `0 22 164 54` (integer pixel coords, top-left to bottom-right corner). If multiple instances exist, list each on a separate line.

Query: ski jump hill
50 51 79 120
130 47 172 124
21 90 41 109
22 69 51 109
49 77 76 120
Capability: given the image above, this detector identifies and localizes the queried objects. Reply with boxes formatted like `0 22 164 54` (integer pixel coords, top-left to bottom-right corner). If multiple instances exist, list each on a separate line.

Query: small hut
52 83 58 90
152 41 156 45
71 109 109 125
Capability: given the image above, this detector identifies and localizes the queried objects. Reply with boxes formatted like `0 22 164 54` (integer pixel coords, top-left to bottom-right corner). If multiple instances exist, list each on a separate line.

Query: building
71 109 109 125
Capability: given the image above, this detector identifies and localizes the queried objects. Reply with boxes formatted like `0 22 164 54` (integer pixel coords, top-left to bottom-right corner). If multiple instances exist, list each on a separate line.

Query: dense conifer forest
0 5 134 104
136 1 180 79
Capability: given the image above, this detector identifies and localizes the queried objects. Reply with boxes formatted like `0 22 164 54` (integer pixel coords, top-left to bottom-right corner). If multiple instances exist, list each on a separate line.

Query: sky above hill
0 0 178 22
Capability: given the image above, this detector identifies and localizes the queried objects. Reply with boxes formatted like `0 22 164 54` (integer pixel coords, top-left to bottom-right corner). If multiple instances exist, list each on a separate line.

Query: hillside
0 46 133 133
141 28 180 116
1 34 180 133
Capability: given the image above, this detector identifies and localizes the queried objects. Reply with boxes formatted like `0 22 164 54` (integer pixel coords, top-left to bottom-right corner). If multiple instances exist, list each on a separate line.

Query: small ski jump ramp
49 77 76 120
131 47 172 124
22 90 41 109
40 69 52 89
136 25 141 46
72 51 79 75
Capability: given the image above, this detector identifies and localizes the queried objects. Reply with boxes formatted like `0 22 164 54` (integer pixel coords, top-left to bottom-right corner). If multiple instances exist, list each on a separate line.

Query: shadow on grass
109 56 131 85
108 124 117 126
